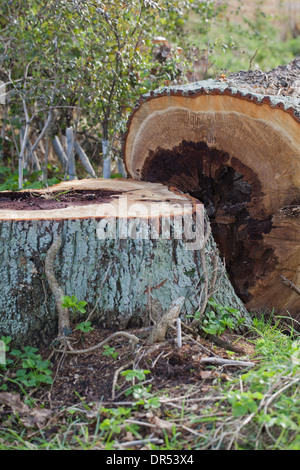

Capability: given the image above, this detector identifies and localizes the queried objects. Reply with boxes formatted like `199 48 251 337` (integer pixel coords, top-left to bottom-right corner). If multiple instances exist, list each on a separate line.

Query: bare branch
281 275 300 296
199 357 255 368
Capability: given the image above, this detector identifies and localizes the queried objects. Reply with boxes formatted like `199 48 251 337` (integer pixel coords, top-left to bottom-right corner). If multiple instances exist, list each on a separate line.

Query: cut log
123 59 300 319
0 178 248 345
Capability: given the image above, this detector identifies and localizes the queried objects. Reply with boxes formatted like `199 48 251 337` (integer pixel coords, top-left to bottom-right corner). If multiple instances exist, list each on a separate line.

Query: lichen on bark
0 213 248 346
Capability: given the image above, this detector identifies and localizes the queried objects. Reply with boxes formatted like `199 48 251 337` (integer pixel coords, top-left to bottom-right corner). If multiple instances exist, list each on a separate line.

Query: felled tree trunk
0 179 248 345
123 59 300 319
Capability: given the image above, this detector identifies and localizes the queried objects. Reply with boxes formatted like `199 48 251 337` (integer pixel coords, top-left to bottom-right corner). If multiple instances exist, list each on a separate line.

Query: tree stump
123 59 300 319
0 178 248 345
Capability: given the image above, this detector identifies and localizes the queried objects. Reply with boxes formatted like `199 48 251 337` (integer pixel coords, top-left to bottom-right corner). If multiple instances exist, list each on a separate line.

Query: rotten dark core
142 140 276 304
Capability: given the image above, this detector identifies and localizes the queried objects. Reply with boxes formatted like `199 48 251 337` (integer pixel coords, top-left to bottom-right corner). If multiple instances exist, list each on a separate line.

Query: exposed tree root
44 232 248 365
198 330 246 355
199 357 255 368
52 331 140 355
45 237 139 356
149 296 185 343
44 236 71 337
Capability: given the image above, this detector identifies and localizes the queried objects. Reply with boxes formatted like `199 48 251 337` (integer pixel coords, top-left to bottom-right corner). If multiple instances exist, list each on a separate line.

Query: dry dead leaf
0 392 30 414
152 416 174 435
20 408 52 429
124 431 134 442
199 370 212 379
0 391 52 428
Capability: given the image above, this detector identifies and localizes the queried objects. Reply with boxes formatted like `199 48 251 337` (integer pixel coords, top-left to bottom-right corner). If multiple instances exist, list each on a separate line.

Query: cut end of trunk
123 74 300 318
0 178 198 220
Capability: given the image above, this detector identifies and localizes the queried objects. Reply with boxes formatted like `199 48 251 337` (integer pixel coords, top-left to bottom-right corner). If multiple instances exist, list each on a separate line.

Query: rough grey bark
0 212 248 346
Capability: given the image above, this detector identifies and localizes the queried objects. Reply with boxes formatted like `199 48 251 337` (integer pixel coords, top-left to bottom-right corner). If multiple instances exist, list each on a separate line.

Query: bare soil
0 324 259 450
44 325 256 409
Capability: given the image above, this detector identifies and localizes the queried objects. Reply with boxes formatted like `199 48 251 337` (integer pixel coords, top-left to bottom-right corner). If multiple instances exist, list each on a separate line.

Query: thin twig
263 376 300 414
111 361 133 400
193 223 212 322
199 357 255 368
169 324 213 356
125 419 156 428
151 349 168 368
116 438 164 448
281 275 300 295
180 321 219 356
52 331 139 355
248 48 258 71
208 255 220 298
26 85 56 162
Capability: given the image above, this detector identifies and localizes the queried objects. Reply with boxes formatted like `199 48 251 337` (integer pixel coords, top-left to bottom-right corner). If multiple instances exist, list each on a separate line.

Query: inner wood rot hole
142 140 276 303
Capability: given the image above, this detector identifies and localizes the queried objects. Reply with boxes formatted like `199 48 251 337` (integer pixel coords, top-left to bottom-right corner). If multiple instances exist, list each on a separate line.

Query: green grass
0 165 62 191
185 7 300 76
0 314 299 450
207 317 300 450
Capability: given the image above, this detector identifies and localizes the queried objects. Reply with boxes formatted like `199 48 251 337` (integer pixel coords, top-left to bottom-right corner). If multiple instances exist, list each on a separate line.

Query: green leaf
10 349 22 357
76 301 87 313
22 358 36 369
121 369 150 381
232 402 249 417
38 374 53 384
15 369 27 377
35 359 51 370
75 321 94 333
